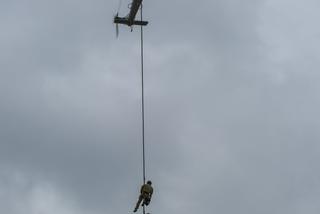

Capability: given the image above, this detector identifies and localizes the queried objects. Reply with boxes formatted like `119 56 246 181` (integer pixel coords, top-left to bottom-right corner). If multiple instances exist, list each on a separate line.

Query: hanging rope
140 3 146 185
140 4 147 214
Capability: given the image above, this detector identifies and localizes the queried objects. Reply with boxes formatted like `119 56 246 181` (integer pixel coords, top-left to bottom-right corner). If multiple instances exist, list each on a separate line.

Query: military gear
140 183 153 195
134 183 153 212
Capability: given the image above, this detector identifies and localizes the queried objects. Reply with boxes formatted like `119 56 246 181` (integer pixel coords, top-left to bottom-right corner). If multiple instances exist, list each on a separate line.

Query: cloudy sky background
1 0 320 213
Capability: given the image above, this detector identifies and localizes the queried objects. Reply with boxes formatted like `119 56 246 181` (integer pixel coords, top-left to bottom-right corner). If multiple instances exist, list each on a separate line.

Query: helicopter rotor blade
114 13 119 38
116 23 119 38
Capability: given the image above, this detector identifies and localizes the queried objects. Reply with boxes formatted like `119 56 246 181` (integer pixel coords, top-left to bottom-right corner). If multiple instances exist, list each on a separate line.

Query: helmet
147 180 152 185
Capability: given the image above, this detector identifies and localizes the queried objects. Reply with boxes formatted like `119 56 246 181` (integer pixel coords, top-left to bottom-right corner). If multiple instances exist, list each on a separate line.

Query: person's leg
134 195 143 212
143 197 150 206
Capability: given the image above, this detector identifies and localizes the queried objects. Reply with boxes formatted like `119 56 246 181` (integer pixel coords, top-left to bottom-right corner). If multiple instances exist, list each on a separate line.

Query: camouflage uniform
134 183 153 212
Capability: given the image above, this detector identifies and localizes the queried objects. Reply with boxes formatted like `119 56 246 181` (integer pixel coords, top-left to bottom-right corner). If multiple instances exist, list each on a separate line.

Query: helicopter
114 0 148 35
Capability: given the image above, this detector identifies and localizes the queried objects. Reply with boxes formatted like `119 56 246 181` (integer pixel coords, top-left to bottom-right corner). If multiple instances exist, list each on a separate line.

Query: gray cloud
1 0 320 214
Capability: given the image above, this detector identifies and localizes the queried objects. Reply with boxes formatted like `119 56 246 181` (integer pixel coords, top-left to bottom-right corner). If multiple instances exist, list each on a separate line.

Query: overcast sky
1 0 320 214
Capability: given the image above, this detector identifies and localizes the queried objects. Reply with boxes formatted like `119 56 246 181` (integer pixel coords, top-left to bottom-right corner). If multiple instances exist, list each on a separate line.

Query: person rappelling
114 1 152 213
133 180 153 212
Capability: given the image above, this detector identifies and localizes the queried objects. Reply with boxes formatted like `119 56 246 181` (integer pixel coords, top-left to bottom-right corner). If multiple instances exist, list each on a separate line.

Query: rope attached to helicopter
139 7 148 214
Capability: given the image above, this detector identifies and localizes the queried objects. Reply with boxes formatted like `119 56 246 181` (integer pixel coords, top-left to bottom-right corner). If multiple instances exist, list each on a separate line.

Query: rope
140 4 146 214
140 4 146 185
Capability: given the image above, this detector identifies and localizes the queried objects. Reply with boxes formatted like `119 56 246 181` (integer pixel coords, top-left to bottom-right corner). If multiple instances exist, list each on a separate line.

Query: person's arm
150 188 153 198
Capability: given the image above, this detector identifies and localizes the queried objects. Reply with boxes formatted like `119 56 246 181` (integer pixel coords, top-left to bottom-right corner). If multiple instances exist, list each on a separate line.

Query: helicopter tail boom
114 16 148 26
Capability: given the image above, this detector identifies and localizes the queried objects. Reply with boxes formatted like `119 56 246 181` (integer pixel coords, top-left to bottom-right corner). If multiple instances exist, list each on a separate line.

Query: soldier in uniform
134 180 153 212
